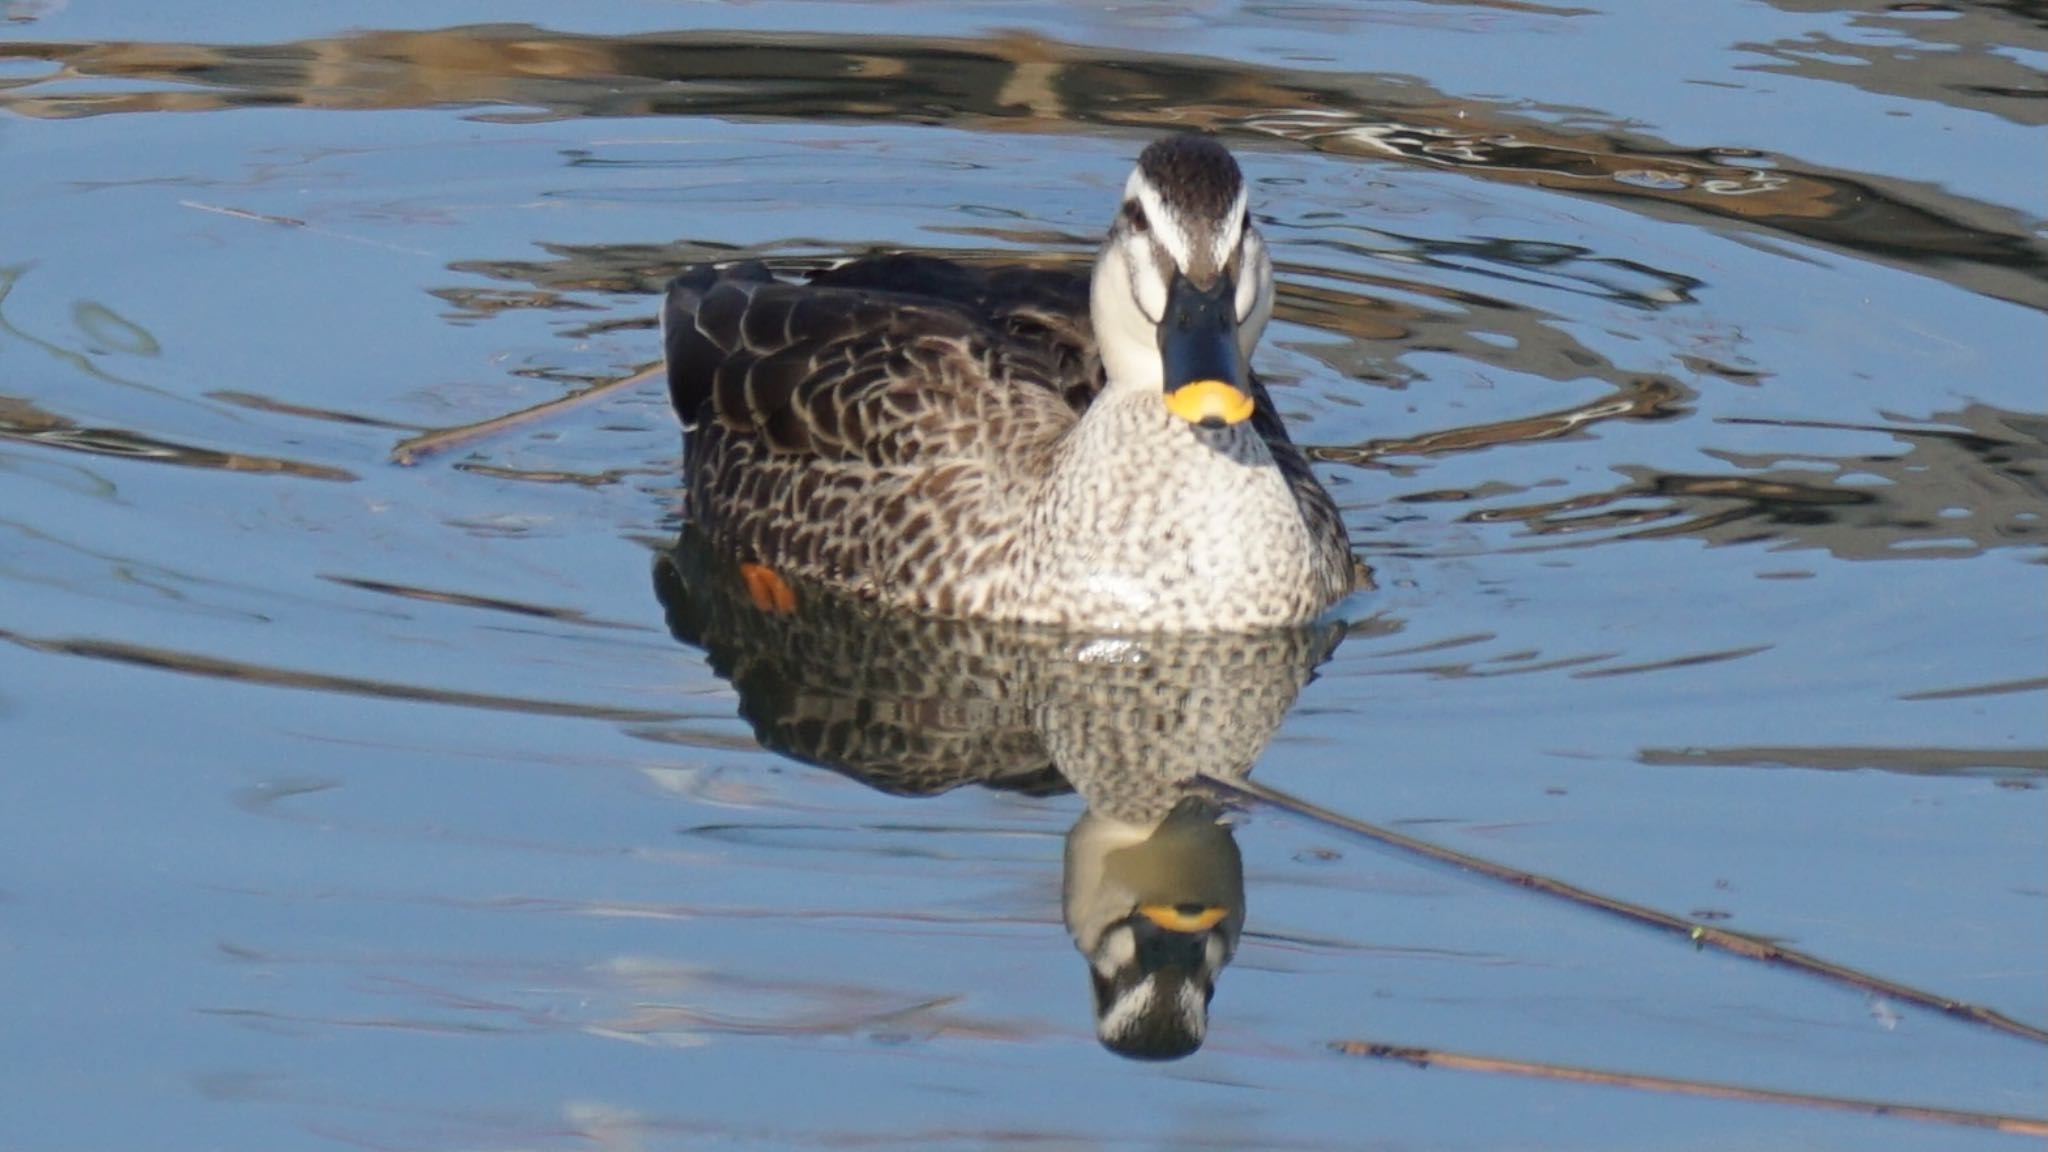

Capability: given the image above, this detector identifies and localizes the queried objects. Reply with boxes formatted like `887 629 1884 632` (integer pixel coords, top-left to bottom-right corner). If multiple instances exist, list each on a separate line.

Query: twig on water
179 200 438 257
390 363 665 466
1195 771 2048 1047
1333 1040 2048 1136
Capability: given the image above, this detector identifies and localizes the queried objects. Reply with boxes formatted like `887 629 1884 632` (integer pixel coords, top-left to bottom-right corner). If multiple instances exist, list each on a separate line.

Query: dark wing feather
662 260 1075 465
809 254 1102 409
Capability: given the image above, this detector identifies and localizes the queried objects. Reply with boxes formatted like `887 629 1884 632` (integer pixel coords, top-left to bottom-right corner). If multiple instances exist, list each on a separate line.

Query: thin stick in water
1334 1040 2048 1136
1196 771 2048 1047
391 363 665 466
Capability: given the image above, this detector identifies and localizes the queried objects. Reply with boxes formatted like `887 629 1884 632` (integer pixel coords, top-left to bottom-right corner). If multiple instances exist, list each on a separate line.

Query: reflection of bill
653 528 1350 1059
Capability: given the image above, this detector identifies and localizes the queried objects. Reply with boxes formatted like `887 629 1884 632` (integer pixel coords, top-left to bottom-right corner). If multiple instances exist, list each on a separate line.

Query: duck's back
807 255 1102 405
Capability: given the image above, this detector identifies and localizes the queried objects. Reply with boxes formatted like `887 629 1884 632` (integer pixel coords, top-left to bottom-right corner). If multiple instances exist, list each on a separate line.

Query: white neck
1091 242 1165 395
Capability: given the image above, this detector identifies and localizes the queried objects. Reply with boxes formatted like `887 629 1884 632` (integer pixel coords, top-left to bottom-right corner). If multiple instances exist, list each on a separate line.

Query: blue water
2 3 2042 1149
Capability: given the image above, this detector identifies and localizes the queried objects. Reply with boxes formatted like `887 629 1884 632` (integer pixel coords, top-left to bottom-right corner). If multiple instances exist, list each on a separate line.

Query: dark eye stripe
1122 200 1150 234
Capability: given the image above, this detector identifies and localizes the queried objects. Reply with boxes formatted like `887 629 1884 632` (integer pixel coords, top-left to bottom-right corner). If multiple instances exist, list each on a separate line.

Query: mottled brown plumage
661 135 1357 630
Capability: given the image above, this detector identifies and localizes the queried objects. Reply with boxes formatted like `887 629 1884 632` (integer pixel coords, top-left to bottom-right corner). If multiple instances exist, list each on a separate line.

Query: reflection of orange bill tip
739 562 797 614
1139 903 1230 933
1164 380 1254 426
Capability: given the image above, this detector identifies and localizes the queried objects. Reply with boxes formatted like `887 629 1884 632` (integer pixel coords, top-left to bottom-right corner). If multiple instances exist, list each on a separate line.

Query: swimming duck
660 134 1356 631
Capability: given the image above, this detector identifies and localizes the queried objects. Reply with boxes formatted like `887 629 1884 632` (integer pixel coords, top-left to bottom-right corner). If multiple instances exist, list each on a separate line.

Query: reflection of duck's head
1064 798 1244 1061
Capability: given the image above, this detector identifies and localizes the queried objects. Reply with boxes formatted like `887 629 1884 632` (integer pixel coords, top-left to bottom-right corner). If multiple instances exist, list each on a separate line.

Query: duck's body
661 136 1355 631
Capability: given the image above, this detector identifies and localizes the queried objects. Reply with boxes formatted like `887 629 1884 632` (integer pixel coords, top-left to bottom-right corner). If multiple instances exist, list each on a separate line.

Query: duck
660 133 1357 631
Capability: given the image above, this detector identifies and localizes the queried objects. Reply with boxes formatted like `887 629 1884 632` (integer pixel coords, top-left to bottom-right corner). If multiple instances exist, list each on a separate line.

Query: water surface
1 3 2043 1149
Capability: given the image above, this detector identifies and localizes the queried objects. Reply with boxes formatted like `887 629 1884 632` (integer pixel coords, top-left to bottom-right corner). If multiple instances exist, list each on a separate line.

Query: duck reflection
653 528 1344 1059
1063 799 1243 1059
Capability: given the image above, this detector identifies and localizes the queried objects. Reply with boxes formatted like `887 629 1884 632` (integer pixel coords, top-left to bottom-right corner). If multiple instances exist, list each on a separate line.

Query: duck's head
1064 799 1246 1060
1092 134 1275 428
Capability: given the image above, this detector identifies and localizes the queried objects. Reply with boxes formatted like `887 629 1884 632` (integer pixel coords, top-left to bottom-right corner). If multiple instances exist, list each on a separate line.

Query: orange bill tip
1164 380 1255 426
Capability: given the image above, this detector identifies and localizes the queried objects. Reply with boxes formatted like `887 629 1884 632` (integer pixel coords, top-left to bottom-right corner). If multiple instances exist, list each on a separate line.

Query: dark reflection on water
652 526 1352 1060
1755 0 2048 125
3 24 2040 308
1451 404 2047 557
0 625 690 722
0 393 357 481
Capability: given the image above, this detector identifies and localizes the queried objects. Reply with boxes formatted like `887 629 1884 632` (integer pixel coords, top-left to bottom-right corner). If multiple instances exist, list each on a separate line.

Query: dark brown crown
1135 134 1244 226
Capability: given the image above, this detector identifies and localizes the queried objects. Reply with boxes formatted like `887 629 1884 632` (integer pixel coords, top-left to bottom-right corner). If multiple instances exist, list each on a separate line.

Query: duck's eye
1122 200 1150 234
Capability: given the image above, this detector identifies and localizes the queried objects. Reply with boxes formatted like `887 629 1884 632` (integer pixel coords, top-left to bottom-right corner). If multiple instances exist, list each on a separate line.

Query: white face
1091 165 1275 393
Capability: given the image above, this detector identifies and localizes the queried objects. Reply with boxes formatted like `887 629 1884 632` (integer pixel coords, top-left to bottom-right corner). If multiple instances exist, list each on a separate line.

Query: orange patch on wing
739 562 798 614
